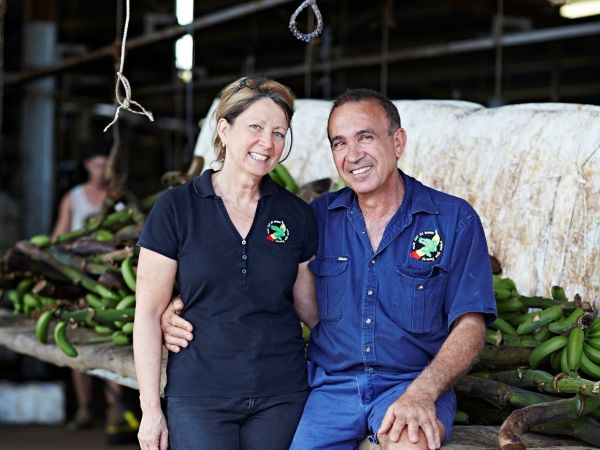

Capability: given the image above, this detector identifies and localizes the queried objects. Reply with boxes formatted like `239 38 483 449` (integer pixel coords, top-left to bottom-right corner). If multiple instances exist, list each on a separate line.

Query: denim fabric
167 390 308 450
290 363 455 450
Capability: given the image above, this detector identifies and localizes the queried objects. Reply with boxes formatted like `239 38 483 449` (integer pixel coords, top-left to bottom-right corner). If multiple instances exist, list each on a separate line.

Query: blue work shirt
307 171 496 376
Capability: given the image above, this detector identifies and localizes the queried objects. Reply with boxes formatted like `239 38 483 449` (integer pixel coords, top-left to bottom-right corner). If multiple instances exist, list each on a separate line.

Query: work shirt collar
193 168 279 199
328 170 439 216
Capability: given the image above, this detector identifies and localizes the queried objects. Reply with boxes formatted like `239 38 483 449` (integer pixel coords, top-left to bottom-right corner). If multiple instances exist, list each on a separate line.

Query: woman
134 77 318 450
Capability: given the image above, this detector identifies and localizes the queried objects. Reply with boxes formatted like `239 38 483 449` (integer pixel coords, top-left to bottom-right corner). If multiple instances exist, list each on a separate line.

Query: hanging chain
289 0 323 43
104 0 153 132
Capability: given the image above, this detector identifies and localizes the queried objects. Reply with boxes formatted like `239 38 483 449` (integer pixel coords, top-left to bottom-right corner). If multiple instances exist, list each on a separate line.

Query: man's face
328 100 406 197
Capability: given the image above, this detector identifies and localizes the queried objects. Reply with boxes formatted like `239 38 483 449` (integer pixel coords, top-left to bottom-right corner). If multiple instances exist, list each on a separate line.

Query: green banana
116 295 135 310
560 342 570 373
548 307 584 334
485 330 538 348
273 164 298 193
121 322 134 335
528 335 568 369
533 326 551 343
8 290 21 313
29 234 51 248
494 288 513 301
35 310 55 344
85 293 106 310
550 349 562 373
94 325 113 335
566 327 585 372
112 330 130 346
54 321 78 357
95 284 120 301
587 316 600 334
495 277 517 292
586 336 600 351
583 343 600 364
454 410 469 424
23 293 42 315
580 352 600 379
517 306 563 335
551 285 568 301
489 318 518 336
496 297 523 313
121 256 137 292
94 229 114 242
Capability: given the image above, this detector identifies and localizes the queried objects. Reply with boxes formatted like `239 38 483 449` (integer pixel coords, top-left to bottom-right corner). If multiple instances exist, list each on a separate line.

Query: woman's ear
216 118 229 146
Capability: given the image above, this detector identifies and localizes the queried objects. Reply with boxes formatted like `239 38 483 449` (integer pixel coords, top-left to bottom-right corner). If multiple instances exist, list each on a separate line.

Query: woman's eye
273 131 285 139
250 124 261 130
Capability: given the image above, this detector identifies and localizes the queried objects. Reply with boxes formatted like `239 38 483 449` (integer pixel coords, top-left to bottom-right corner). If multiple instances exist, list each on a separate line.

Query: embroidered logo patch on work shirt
266 220 289 243
410 230 443 261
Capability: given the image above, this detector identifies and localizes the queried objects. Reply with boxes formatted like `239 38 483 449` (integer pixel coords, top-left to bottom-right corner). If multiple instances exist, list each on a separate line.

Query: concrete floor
0 424 139 450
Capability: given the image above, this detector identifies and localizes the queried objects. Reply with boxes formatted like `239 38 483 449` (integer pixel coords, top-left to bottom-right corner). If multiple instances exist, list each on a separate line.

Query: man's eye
332 141 344 150
359 134 374 142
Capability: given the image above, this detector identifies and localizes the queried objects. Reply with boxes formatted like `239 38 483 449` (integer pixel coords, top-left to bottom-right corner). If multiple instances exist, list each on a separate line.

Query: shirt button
367 290 373 296
241 269 247 274
366 318 372 324
241 239 246 245
242 255 247 260
367 366 374 372
365 346 371 353
417 284 424 290
370 259 376 265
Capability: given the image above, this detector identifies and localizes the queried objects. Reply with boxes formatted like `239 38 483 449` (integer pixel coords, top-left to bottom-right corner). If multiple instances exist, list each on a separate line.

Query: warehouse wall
195 99 600 305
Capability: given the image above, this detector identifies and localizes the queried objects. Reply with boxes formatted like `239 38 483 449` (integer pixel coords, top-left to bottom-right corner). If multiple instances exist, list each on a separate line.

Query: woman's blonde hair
212 77 295 163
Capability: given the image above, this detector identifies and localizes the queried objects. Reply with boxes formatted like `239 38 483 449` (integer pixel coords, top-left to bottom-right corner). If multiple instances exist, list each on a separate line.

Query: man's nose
347 141 363 162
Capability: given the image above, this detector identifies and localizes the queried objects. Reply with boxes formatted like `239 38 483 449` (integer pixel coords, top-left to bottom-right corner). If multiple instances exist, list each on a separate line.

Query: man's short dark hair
329 89 401 135
83 143 110 161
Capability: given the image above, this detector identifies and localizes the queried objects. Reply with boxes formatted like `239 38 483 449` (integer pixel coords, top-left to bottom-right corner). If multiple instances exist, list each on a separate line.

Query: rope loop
289 0 323 43
104 0 154 132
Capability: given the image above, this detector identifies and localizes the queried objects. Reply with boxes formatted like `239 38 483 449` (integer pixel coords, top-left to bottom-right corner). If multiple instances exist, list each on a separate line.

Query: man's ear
393 127 407 160
216 118 230 146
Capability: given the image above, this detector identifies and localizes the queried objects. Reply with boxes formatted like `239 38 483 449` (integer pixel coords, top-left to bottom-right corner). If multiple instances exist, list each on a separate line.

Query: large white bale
195 99 600 305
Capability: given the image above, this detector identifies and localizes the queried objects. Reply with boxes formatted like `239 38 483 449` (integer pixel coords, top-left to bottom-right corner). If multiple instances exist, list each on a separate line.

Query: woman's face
217 97 289 178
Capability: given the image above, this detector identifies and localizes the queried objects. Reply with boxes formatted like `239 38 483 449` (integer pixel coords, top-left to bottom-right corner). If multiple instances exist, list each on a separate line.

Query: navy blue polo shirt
138 169 317 397
307 171 496 376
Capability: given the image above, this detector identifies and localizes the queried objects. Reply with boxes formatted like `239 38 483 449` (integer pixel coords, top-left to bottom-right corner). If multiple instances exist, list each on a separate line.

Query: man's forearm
406 313 486 400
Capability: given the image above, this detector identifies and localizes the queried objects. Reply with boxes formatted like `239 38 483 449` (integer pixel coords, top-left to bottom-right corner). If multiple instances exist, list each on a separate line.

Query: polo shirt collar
193 169 279 198
327 170 438 215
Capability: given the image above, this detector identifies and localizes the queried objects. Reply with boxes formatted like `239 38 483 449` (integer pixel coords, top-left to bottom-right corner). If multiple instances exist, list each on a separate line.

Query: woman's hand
138 410 169 450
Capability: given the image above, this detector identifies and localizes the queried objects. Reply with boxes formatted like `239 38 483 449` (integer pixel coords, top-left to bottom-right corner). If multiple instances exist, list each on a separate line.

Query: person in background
161 89 497 450
134 77 318 450
51 145 133 443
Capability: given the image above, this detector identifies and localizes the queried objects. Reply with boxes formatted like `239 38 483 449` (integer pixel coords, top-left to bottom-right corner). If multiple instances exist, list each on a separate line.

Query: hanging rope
289 0 323 43
104 0 153 133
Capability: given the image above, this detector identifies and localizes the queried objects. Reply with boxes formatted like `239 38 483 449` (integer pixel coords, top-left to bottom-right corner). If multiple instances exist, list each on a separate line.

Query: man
161 89 496 449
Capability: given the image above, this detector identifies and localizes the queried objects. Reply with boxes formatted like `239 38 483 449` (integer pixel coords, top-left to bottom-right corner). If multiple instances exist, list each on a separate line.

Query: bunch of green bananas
487 277 600 380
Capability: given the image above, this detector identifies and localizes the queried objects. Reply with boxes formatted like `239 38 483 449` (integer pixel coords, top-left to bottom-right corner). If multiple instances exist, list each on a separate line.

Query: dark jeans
166 390 308 450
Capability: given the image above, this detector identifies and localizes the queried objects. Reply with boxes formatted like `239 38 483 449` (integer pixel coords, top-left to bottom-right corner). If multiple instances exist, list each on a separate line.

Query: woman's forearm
134 310 165 412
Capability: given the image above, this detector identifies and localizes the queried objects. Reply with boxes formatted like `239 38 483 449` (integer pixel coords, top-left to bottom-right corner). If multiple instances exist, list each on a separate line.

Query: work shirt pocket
309 257 349 322
393 265 448 334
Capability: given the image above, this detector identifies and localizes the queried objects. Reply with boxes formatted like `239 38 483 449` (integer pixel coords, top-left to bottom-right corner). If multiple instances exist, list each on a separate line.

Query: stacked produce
456 274 600 449
0 163 326 357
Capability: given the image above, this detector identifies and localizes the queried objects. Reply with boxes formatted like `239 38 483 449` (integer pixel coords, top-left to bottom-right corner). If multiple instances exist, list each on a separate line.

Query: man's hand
160 297 193 353
377 389 441 450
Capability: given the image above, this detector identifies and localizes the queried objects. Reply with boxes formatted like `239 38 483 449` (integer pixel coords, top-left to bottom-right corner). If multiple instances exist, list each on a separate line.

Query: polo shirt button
417 284 424 290
241 239 246 245
366 318 372 324
365 346 371 353
367 290 373 296
242 255 247 260
241 269 247 274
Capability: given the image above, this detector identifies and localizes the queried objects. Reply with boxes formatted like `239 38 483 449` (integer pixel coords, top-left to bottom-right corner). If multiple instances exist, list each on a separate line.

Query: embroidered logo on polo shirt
266 220 289 243
410 230 443 261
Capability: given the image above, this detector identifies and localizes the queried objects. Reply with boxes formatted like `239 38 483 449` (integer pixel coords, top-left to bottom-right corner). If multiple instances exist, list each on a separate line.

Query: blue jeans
167 390 308 450
290 362 456 450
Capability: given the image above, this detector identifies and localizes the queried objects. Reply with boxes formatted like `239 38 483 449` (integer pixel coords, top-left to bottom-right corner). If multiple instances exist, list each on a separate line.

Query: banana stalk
480 368 600 397
478 346 533 370
532 416 600 447
498 394 600 450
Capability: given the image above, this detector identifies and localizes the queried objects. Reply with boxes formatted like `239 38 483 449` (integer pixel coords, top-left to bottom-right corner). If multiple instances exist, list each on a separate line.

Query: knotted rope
289 0 323 43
